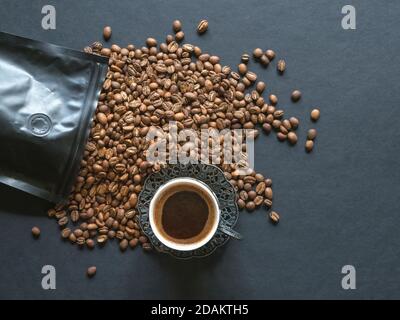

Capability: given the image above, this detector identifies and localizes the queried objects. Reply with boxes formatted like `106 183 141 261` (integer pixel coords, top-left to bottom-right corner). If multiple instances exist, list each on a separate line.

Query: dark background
0 0 399 299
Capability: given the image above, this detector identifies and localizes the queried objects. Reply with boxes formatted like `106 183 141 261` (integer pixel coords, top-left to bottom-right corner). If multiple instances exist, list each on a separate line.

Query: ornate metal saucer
137 163 239 259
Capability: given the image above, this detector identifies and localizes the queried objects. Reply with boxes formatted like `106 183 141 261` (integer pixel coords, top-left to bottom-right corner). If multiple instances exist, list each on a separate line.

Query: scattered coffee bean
246 201 256 211
289 117 299 129
265 49 275 60
291 90 301 102
305 140 314 153
311 109 320 121
119 239 129 252
262 123 272 134
241 53 250 64
32 226 40 238
175 31 185 42
256 81 266 93
269 94 278 105
287 132 298 145
103 26 112 41
197 19 208 34
277 59 286 73
307 129 317 140
253 48 263 59
260 55 270 66
269 211 280 223
238 63 247 75
172 20 182 32
87 266 97 278
146 37 157 47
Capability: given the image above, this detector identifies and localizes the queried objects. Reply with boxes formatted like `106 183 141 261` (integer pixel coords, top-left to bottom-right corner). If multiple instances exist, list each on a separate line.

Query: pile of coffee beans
48 20 320 251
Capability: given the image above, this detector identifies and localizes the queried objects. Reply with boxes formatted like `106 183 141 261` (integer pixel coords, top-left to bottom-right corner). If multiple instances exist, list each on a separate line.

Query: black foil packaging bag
0 32 108 202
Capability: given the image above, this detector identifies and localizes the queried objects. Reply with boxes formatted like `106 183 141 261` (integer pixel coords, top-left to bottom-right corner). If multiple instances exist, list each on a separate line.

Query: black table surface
1 0 399 299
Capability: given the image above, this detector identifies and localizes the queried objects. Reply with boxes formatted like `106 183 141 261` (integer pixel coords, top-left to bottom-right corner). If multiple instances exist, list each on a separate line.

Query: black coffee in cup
153 182 218 245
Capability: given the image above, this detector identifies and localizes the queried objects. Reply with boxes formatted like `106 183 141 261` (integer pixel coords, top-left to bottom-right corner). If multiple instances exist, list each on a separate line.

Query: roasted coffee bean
253 48 263 59
86 239 95 249
256 182 266 195
254 196 264 206
238 63 247 75
103 26 112 41
265 187 273 200
246 201 256 211
269 94 278 105
311 109 320 121
142 243 153 251
248 190 257 200
264 199 273 208
265 49 275 60
277 132 287 141
32 227 40 238
260 55 270 66
291 90 301 102
175 31 185 42
146 37 157 47
61 228 71 239
269 211 280 223
277 59 286 73
237 199 246 210
307 129 317 140
287 132 298 145
119 239 129 252
241 53 250 64
262 123 272 134
305 140 314 152
289 117 299 129
87 266 97 278
256 81 266 93
129 238 139 248
197 19 208 34
172 20 182 32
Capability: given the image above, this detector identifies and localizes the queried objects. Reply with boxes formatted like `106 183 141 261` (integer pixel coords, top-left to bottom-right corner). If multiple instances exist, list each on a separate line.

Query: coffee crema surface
153 183 217 245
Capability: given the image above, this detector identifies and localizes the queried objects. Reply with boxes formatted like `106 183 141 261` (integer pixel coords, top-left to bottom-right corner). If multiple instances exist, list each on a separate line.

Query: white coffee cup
149 177 241 251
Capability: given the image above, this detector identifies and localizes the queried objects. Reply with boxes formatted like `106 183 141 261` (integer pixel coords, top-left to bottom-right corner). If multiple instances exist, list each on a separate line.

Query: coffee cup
149 177 242 251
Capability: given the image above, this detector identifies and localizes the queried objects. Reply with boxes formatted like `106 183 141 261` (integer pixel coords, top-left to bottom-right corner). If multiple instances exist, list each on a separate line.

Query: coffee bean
287 132 298 145
253 48 263 59
237 199 246 210
245 71 257 82
254 196 264 206
265 178 272 187
103 26 112 41
256 81 266 93
32 227 40 238
246 201 256 211
277 59 286 73
197 19 208 34
262 123 272 134
269 94 278 105
305 140 314 153
265 187 273 200
87 266 97 278
311 109 320 121
175 31 185 42
289 117 299 129
119 239 129 252
265 49 275 60
129 238 139 248
264 199 273 208
256 182 266 195
146 38 157 47
238 63 247 75
61 228 71 239
86 239 95 249
260 55 270 66
291 90 301 102
307 129 317 140
248 190 257 200
172 20 182 32
277 132 287 141
241 53 250 64
269 211 280 223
